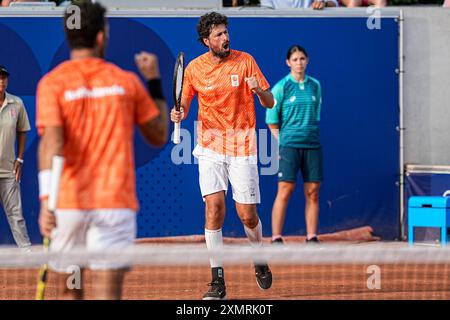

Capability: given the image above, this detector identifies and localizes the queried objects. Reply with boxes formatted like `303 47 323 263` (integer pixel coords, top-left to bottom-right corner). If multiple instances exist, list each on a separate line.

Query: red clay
1 263 449 300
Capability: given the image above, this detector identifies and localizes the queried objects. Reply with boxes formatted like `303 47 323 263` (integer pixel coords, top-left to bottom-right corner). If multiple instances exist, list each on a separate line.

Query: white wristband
16 158 24 164
38 170 51 199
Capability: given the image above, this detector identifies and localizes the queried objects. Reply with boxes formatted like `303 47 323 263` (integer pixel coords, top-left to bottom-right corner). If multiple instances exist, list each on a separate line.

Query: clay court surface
1 228 449 300
1 263 449 300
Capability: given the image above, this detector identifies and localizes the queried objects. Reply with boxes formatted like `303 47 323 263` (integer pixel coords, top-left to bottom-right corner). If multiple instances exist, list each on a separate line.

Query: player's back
37 57 149 210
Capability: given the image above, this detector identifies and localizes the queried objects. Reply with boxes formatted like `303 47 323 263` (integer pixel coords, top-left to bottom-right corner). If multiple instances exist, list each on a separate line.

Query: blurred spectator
444 0 450 7
340 0 386 7
260 0 338 9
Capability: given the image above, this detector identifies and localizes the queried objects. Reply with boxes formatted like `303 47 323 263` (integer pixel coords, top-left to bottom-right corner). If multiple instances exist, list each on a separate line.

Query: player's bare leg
53 270 84 300
235 203 272 290
304 182 321 243
203 191 227 300
271 182 296 243
205 191 226 230
91 269 126 300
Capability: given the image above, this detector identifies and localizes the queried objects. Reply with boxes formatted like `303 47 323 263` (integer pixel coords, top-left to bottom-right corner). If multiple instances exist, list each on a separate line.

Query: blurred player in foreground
171 12 274 300
36 0 168 299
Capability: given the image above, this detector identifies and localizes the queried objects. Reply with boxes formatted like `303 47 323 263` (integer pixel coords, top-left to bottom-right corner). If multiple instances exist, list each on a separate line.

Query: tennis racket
36 155 64 300
172 52 185 144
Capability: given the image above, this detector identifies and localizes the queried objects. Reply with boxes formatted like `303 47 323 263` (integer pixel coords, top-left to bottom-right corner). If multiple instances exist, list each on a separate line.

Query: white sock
205 228 223 268
244 219 263 247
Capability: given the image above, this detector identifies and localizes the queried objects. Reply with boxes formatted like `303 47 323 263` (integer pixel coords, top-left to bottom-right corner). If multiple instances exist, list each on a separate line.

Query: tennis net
0 243 449 300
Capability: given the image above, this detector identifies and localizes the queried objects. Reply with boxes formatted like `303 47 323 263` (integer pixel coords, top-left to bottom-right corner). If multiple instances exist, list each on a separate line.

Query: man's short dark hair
196 12 228 47
64 0 107 50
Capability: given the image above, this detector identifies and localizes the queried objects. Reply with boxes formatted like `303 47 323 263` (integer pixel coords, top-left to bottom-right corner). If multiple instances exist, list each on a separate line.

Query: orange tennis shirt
182 50 270 157
36 58 159 210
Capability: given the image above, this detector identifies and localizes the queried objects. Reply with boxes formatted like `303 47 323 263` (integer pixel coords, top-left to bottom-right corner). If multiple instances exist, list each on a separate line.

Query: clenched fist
135 51 160 80
245 76 261 94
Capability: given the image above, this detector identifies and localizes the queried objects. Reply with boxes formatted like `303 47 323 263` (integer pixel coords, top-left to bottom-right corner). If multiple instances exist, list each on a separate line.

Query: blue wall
0 16 400 243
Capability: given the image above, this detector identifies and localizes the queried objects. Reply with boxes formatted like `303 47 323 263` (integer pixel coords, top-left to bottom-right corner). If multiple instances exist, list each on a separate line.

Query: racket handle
43 236 50 249
35 237 50 300
36 274 47 300
173 122 181 144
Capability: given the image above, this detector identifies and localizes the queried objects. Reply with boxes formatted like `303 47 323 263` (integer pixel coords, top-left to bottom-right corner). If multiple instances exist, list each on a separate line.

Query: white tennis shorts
49 209 136 272
193 145 261 204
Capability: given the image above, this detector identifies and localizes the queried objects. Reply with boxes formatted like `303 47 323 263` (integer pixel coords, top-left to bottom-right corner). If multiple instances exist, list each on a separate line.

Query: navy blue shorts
278 146 323 183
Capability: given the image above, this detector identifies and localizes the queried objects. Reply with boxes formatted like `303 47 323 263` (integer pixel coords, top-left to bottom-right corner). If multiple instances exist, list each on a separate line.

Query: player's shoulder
187 52 208 69
184 53 211 78
39 60 73 86
232 50 255 62
39 60 88 89
231 49 250 58
42 59 133 80
103 61 134 78
100 63 143 96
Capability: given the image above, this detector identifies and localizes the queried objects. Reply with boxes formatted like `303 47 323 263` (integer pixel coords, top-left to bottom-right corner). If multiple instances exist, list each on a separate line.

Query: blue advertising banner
0 15 399 243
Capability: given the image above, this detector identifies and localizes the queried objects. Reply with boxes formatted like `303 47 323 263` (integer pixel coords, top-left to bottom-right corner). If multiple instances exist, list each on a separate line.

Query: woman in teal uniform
266 45 323 244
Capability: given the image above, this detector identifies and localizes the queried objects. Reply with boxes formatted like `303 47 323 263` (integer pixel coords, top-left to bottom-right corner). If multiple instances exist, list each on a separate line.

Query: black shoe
203 278 227 300
271 237 284 245
254 263 272 290
306 236 321 244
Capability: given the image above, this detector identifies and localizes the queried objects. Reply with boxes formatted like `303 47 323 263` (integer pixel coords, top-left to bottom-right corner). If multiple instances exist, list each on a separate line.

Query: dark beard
211 47 231 59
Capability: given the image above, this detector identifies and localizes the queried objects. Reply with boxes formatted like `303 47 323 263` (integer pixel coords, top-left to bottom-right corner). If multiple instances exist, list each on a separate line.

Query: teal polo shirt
266 74 322 148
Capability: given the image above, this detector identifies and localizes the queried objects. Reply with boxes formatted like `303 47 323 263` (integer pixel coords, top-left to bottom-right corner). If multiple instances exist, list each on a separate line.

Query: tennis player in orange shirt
171 12 275 300
36 1 168 299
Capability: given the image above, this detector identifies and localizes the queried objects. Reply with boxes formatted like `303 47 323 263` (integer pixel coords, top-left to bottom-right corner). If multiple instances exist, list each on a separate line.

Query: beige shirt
0 92 30 178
